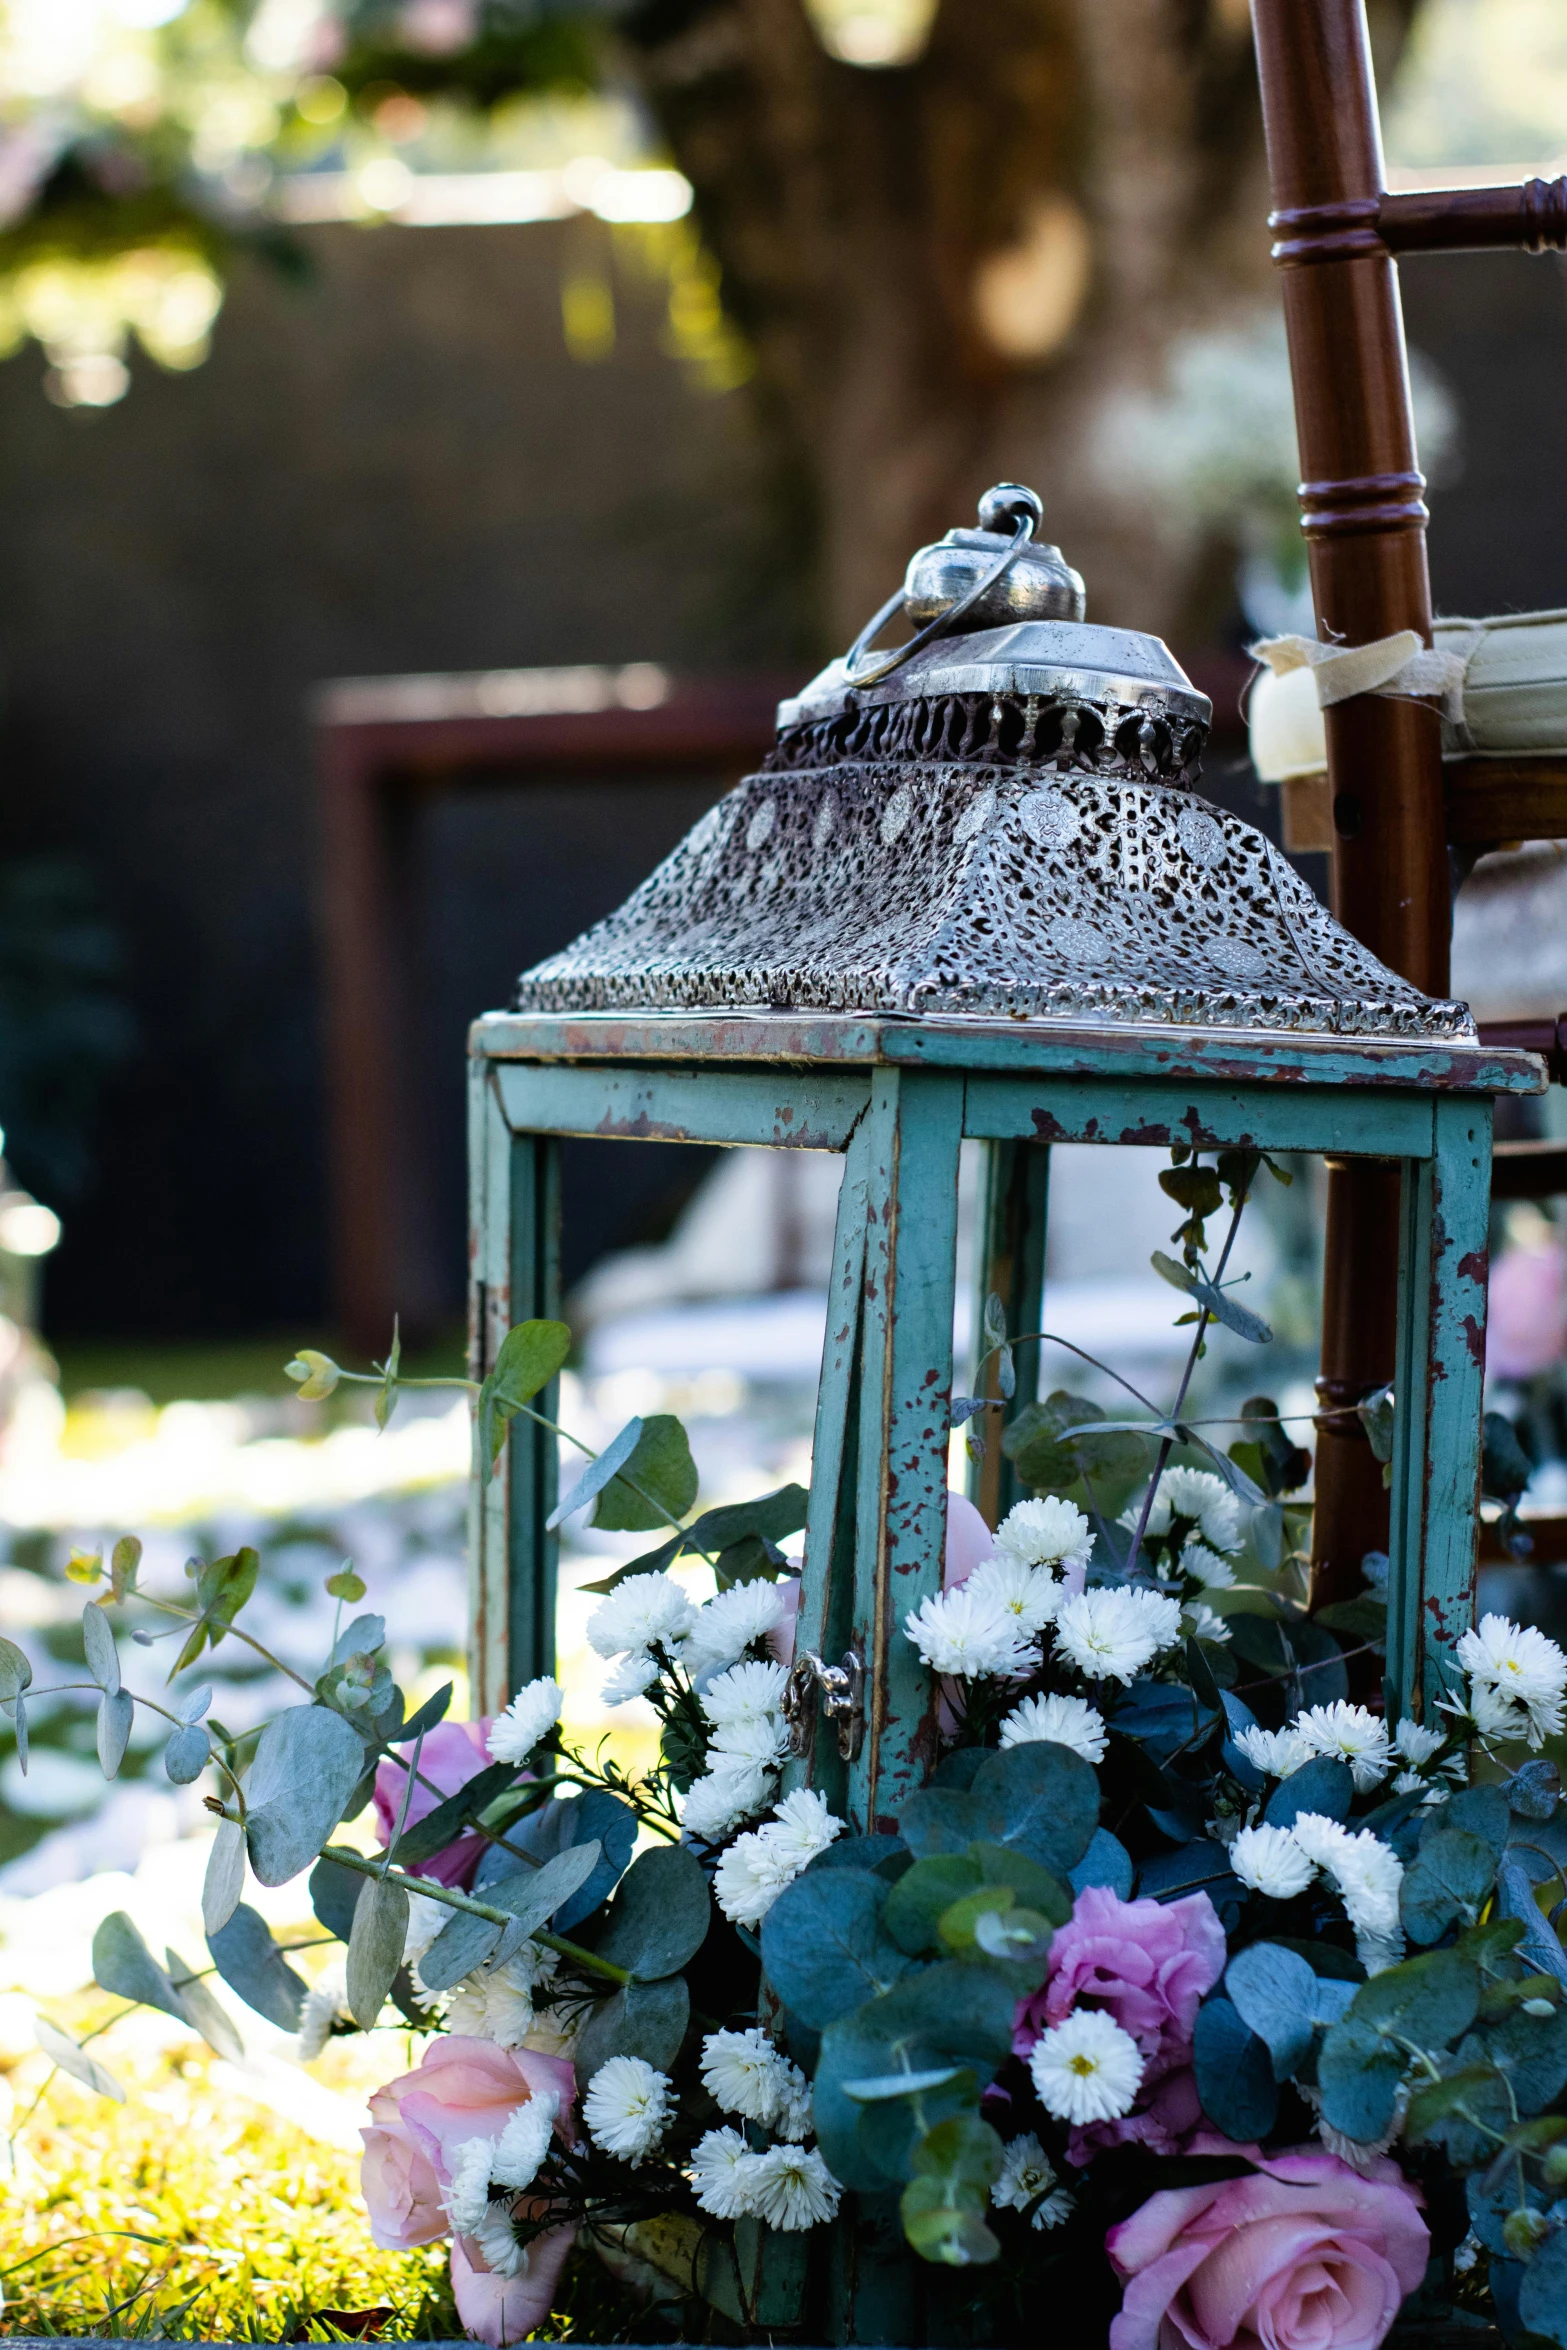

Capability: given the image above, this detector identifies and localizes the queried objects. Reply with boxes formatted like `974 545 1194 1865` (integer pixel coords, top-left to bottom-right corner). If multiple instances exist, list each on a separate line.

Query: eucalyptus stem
1123 1185 1249 1583
318 1844 632 1985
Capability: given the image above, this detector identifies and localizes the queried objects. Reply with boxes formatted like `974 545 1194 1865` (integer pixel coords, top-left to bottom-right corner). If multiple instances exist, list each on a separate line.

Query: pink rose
1107 2138 1429 2350
1487 1236 1567 1380
373 1717 496 1887
1016 1886 1227 2079
1068 2060 1203 2167
451 2219 577 2346
360 2036 576 2251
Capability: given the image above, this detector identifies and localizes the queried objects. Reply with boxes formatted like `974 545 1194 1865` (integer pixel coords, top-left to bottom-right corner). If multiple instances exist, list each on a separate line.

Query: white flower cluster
682 1657 792 1844
713 1788 844 1928
1230 1809 1405 1971
998 1691 1107 1764
902 1498 1091 1679
442 2089 560 2271
1028 2009 1145 2126
1233 1703 1395 1793
444 1941 560 2048
297 1968 351 2061
990 2131 1073 2230
1124 1467 1245 1556
700 2026 813 2138
582 2056 675 2164
1052 1586 1183 1685
689 2129 841 2228
586 1570 789 1708
1455 1614 1567 1748
487 1675 564 1766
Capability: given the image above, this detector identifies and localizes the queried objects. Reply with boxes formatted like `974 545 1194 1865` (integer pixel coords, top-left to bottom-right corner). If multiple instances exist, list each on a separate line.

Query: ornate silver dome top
514 486 1474 1042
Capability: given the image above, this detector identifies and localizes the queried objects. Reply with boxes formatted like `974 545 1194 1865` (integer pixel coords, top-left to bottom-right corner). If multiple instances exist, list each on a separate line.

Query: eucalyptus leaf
760 1870 915 2030
1497 1853 1567 1989
1150 1250 1273 1342
34 2016 126 2103
594 1844 709 1981
1401 1827 1498 1945
494 1785 636 1928
843 2064 972 2104
968 1740 1099 1875
392 1759 518 1868
329 1614 387 1669
1068 1827 1135 1899
244 1705 368 1887
477 1317 572 1471
96 1687 134 1778
574 1975 689 2076
579 1485 809 1593
1265 1756 1354 1830
81 1600 120 1694
419 1840 604 1996
164 1722 210 1785
203 1818 247 1937
546 1417 643 1532
347 1874 410 2029
591 1413 698 1533
0 1634 32 1701
1225 1942 1355 2080
166 1949 245 2060
1518 2227 1567 2348
1192 1996 1279 2140
1506 1759 1562 1821
207 1903 308 2030
93 1911 190 2025
308 1852 363 1944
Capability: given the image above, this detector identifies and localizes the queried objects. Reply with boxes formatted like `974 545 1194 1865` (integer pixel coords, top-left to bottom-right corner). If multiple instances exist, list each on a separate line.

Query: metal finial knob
977 481 1045 535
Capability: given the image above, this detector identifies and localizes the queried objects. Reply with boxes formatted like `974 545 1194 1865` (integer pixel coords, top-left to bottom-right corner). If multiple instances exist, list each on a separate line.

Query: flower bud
286 1348 341 1399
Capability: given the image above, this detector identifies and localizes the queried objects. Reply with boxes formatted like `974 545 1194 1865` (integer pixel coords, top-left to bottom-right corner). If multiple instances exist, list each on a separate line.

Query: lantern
467 483 1536 1841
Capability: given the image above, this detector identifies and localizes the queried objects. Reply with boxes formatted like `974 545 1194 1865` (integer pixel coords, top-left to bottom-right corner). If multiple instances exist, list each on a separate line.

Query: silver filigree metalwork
515 486 1474 1041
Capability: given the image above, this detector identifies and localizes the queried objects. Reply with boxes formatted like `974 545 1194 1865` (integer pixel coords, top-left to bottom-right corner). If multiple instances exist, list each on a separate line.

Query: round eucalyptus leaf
574 1975 690 2076
1401 1827 1499 1945
970 1740 1098 1874
244 1705 368 1887
207 1902 308 2030
595 1844 709 1981
164 1722 210 1785
761 1869 914 2031
1192 1995 1278 2142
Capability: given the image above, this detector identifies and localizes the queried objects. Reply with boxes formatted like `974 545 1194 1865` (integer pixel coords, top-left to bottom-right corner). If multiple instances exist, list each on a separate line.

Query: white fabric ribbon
1247 630 1475 784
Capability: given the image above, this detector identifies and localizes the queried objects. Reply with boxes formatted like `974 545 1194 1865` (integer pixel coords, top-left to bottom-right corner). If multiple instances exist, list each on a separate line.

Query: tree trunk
627 0 1418 651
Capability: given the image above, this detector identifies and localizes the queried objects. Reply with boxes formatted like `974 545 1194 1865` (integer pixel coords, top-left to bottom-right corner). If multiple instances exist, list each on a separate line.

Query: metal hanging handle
783 1647 865 1762
841 489 1041 691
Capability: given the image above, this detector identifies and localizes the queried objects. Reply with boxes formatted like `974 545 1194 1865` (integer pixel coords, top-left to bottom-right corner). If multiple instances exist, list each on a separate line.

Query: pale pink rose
943 1489 996 1587
766 1574 802 1671
1015 1887 1227 2079
1487 1237 1567 1380
360 2036 576 2250
1107 2137 1428 2350
451 2219 577 2346
373 1717 495 1887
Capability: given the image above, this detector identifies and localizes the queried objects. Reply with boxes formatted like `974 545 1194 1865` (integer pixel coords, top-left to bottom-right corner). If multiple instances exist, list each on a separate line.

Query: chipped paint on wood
492 1060 869 1150
970 1076 1436 1158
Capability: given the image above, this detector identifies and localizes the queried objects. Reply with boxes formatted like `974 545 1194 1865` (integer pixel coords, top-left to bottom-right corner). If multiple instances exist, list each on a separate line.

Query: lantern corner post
1385 1092 1493 1727
848 1064 966 1835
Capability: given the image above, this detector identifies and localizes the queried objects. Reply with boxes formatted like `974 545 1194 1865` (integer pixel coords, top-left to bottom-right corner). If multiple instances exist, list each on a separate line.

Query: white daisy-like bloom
1232 1723 1311 1780
1028 2010 1144 2126
967 1553 1063 1639
681 1762 775 1844
467 2200 525 2279
586 1571 697 1661
689 2125 757 2220
1291 1702 1393 1791
600 1650 661 1707
403 1891 453 1978
1128 1467 1244 1554
1391 1718 1446 1767
444 2132 497 2236
745 2142 842 2230
1393 1769 1450 1807
1465 1680 1534 1745
1052 1586 1181 1685
700 1658 789 1728
707 1711 793 1773
1180 1542 1235 1591
1457 1615 1567 1746
1184 1602 1232 1647
445 1957 541 2048
713 1788 845 1927
700 2026 810 2130
774 2069 815 2141
998 1690 1107 1765
903 1582 1033 1678
993 1495 1093 1572
487 1676 564 1765
1230 1821 1317 1900
582 2056 675 2164
490 2090 559 2191
682 1579 789 1682
297 1970 351 2061
991 2132 1072 2230
1290 1812 1404 1966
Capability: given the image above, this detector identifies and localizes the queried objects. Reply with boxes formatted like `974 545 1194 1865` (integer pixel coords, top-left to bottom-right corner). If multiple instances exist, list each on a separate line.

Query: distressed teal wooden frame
469 1010 1540 1820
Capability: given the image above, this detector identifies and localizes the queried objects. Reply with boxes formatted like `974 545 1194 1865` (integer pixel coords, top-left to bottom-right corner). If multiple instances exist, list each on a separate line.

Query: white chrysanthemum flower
701 1658 789 1727
586 1571 697 1661
1028 2010 1144 2126
491 2090 559 2191
467 2199 525 2278
1291 1702 1392 1791
1128 1467 1244 1553
746 2143 842 2230
1230 1821 1317 1899
1232 1723 1311 1779
582 2056 675 2164
1184 1602 1232 1646
1290 1812 1404 1960
903 1583 1032 1678
297 1970 351 2061
712 1788 845 1927
681 1762 775 1844
774 2070 815 2140
993 1495 1093 1571
707 1711 792 1773
1180 1542 1235 1590
1457 1615 1567 1746
689 2125 757 2219
600 1650 661 1707
487 1676 564 1765
998 1691 1107 1764
968 1553 1063 1638
1466 1681 1535 1744
700 2026 810 2129
403 1891 452 1976
1391 1718 1446 1767
1299 2076 1409 2170
444 2132 497 2236
1052 1586 1181 1684
446 1955 542 2048
991 2132 1072 2230
682 1579 789 1681
1393 1769 1451 1807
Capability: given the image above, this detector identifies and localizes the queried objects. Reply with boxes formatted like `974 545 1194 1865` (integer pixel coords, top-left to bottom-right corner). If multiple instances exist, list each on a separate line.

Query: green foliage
590 1413 699 1531
206 1903 308 2031
592 1844 709 1980
760 1869 915 2030
1002 1387 1151 1508
900 2116 1004 2266
477 1318 571 1472
899 1740 1099 1878
582 1483 810 1592
347 1875 411 2029
172 1547 260 1671
1151 1249 1273 1343
1224 1943 1357 2079
1193 1995 1279 2139
243 1706 368 1887
574 1975 690 2075
1318 1949 1481 2141
1401 1826 1500 1944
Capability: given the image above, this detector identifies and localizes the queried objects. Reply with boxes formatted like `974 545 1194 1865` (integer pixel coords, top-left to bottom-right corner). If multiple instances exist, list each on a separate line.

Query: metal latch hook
782 1648 865 1763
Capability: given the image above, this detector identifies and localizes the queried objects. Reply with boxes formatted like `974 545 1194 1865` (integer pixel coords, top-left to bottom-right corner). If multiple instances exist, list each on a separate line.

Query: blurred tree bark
624 0 1421 646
